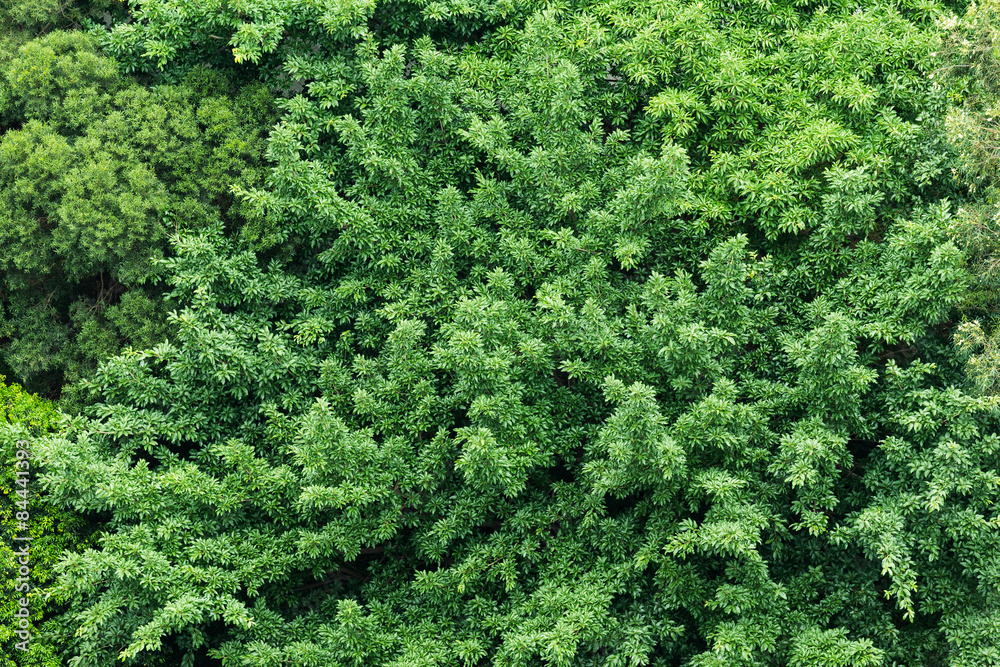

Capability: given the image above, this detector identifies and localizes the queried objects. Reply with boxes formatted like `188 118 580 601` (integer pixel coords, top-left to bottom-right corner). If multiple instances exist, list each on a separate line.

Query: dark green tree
0 30 275 402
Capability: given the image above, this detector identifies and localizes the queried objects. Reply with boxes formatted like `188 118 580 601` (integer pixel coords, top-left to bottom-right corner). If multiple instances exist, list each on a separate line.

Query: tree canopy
0 377 93 667
937 0 1000 396
0 30 275 401
3 0 1000 666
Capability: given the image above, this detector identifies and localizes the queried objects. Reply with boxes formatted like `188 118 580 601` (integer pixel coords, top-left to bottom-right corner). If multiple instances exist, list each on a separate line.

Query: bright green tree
28 0 1000 666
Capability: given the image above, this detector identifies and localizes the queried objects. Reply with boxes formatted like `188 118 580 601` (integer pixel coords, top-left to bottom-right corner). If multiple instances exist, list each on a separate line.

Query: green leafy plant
0 30 275 402
17 0 1000 665
1 378 93 667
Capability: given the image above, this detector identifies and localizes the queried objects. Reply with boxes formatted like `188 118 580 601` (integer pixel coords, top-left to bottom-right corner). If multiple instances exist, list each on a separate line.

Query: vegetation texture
2 0 1000 666
0 28 274 402
0 378 91 667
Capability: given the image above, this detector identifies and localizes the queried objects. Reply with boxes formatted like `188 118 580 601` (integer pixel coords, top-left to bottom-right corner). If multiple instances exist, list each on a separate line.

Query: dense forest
4 0 1000 664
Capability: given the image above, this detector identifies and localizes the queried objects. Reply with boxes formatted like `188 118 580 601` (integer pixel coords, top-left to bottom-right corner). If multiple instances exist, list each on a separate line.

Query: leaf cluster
0 30 275 402
17 0 1000 666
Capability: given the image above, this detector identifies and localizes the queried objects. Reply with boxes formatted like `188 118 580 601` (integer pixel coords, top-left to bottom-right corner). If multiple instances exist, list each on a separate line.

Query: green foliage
0 0 121 35
18 0 1000 666
0 378 92 667
0 30 119 129
0 30 275 401
937 0 1000 394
